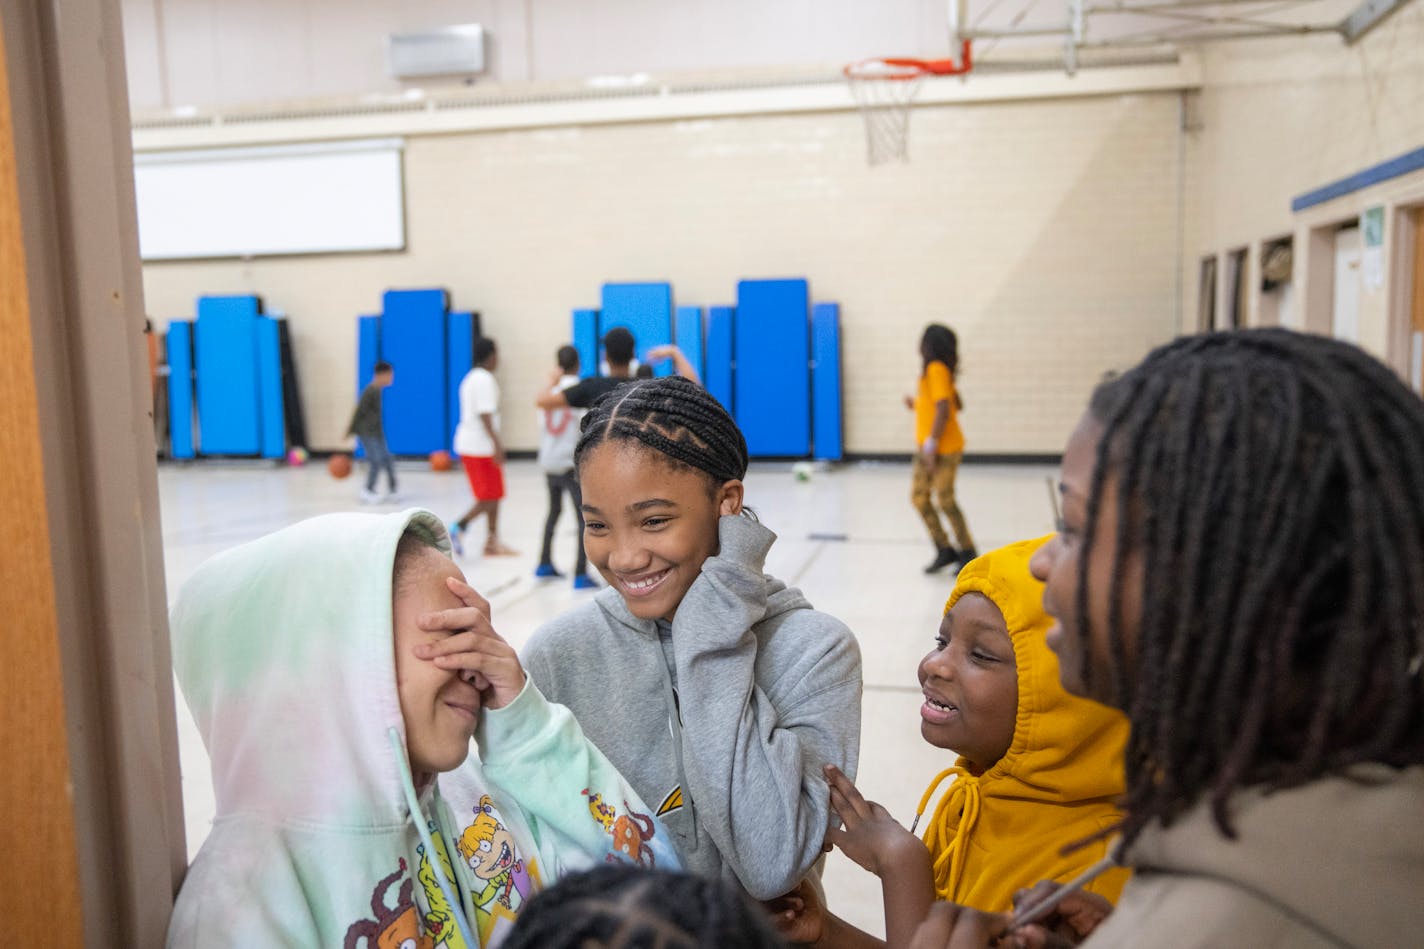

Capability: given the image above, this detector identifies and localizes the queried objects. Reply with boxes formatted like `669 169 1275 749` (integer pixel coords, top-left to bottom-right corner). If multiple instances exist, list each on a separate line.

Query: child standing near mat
347 360 397 503
908 324 976 574
452 375 864 901
167 508 678 948
535 345 594 589
770 537 1130 948
452 338 517 558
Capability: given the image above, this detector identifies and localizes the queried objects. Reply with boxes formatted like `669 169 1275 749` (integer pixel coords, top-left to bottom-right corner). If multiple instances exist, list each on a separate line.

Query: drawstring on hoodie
913 765 983 901
388 727 477 949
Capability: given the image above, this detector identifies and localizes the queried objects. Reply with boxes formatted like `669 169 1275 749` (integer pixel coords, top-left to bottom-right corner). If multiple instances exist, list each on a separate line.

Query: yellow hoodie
916 536 1131 913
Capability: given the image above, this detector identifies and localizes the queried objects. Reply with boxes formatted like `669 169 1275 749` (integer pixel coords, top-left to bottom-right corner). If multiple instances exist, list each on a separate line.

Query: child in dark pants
536 345 593 589
347 360 396 503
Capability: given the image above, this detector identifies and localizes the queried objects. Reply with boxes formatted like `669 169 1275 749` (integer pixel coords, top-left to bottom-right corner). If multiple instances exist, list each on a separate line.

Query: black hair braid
1080 329 1424 846
499 864 788 949
576 376 749 486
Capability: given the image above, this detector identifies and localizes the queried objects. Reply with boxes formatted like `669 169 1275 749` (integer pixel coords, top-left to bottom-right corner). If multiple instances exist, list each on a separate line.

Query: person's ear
717 480 744 516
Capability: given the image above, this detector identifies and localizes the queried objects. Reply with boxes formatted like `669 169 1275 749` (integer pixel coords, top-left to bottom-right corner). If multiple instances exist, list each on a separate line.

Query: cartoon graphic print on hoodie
522 515 863 900
167 509 678 948
916 536 1131 913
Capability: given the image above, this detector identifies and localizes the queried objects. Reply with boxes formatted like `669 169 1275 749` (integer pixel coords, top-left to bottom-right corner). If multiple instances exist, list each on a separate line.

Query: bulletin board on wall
133 138 406 260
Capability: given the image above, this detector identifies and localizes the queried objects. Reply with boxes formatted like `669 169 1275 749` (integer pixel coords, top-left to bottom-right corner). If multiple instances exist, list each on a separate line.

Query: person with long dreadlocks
767 538 1130 948
506 376 863 901
905 329 1424 949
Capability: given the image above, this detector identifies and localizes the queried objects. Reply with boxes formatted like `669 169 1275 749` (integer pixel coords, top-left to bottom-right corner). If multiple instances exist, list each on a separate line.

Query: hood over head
920 536 1131 912
945 535 1127 801
172 508 451 828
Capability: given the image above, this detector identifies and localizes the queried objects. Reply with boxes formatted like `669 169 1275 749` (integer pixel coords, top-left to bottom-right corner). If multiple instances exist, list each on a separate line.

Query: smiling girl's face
917 592 1019 774
578 442 743 622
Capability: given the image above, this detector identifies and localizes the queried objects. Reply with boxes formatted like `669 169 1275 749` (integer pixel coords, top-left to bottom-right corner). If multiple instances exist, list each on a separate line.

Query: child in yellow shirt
908 325 976 574
777 538 1129 947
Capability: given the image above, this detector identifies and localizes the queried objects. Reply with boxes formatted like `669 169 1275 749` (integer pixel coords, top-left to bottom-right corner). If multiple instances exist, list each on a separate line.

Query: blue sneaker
572 573 597 591
448 522 465 557
534 563 564 579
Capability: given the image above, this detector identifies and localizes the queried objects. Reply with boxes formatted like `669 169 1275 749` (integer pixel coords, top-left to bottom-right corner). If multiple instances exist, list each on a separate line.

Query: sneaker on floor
448 523 465 557
382 490 402 504
572 573 598 591
484 540 519 557
956 547 979 567
359 489 381 505
923 545 959 574
534 562 564 579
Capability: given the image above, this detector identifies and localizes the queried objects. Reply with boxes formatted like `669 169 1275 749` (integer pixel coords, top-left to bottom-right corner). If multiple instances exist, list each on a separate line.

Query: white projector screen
134 139 406 260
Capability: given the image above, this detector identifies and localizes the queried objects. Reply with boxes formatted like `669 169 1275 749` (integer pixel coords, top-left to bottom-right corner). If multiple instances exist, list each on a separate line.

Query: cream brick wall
142 90 1184 456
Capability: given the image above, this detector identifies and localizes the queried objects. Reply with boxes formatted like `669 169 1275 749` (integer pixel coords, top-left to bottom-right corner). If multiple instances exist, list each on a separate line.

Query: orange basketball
327 453 353 479
429 449 453 472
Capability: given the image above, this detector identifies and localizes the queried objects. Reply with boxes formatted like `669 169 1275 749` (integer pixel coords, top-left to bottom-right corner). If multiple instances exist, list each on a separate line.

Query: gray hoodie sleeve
670 515 863 900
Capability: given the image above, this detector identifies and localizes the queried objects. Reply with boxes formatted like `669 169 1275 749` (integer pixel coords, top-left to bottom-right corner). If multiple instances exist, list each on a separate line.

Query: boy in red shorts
451 337 518 557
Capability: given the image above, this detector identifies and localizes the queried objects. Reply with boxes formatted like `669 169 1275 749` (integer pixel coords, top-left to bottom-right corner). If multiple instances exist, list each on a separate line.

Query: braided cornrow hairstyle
575 376 750 495
1078 328 1424 846
500 864 788 949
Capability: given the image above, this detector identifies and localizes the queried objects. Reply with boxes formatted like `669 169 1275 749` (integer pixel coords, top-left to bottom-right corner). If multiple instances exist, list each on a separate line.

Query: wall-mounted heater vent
387 24 487 80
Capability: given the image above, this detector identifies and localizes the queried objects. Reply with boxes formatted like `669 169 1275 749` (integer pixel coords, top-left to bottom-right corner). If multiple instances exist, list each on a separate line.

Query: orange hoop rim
843 41 973 80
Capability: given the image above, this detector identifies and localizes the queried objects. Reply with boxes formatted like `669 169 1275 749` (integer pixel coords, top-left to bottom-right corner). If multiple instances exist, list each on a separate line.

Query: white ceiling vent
387 24 487 80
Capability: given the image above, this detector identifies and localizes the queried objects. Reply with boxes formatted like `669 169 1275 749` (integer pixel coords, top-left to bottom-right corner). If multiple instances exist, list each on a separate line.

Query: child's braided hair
575 376 748 489
1078 328 1424 845
500 864 788 949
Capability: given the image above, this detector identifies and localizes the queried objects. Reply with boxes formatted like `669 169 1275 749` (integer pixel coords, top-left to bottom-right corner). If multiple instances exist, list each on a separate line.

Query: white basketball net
845 61 924 166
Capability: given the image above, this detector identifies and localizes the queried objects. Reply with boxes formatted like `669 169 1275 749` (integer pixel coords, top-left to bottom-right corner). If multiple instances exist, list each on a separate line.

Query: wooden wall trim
0 11 84 942
3 1 184 944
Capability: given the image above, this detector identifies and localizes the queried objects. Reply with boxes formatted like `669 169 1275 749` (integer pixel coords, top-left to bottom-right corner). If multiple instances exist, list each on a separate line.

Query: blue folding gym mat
256 318 286 458
704 306 734 415
600 283 673 367
735 279 811 456
573 309 599 379
380 289 449 455
355 315 380 459
195 295 263 455
446 312 476 452
674 306 705 381
811 303 843 461
166 320 195 459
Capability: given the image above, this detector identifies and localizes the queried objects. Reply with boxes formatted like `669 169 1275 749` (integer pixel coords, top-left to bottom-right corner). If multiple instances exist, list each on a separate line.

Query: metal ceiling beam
1340 0 1415 42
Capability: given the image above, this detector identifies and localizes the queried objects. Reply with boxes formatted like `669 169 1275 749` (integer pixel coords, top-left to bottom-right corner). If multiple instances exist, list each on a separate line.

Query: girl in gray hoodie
521 376 863 901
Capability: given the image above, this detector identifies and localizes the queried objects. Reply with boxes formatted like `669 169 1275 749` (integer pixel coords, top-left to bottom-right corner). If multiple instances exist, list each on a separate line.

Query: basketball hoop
844 42 973 166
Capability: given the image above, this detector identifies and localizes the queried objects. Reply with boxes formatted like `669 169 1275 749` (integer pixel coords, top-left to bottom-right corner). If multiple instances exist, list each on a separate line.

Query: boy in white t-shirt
534 345 593 589
451 337 517 558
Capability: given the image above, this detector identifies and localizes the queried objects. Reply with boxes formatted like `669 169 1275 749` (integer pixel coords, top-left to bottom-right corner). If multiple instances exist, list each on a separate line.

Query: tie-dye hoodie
167 509 677 948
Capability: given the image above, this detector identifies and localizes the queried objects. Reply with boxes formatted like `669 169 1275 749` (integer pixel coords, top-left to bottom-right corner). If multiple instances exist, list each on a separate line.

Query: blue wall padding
811 303 843 461
357 316 380 393
195 295 262 455
446 311 475 452
735 279 811 456
601 283 673 368
355 315 381 459
674 306 705 381
380 289 448 455
705 306 735 415
256 317 286 458
573 309 600 379
166 320 195 459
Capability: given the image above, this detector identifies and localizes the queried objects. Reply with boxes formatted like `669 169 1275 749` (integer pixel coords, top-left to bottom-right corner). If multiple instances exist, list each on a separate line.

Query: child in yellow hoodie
781 537 1129 947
